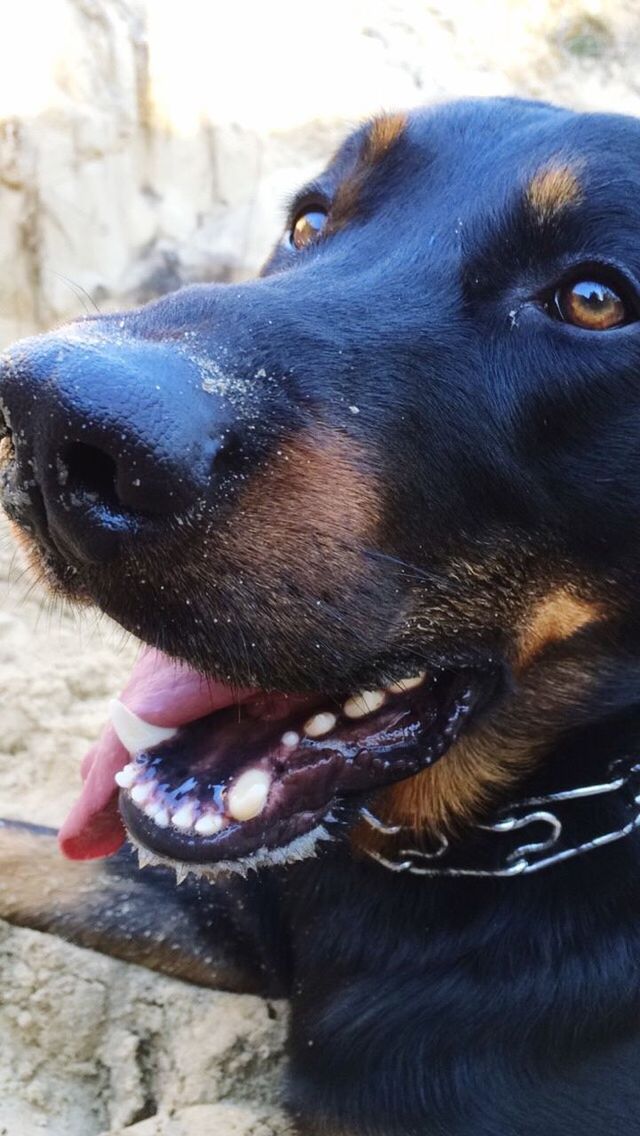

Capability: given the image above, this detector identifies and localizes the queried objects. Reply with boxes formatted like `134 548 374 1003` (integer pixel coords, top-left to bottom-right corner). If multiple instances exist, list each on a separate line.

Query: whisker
363 548 444 585
47 270 101 316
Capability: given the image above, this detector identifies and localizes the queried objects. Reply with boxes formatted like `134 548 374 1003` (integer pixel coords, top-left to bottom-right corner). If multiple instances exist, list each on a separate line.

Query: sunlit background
0 0 638 346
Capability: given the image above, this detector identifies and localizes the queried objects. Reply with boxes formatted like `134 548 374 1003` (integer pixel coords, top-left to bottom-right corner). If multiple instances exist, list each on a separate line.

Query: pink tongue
58 647 255 861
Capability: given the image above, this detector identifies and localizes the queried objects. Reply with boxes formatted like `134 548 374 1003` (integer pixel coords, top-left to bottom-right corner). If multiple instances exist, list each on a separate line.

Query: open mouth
57 646 496 876
66 651 493 877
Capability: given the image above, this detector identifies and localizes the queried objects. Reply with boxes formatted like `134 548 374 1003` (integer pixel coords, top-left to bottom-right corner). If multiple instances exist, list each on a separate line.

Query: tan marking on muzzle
220 427 381 597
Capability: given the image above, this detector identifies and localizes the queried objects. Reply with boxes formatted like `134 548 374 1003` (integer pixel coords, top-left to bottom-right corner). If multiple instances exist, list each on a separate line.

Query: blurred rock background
1 0 639 1132
2 0 640 347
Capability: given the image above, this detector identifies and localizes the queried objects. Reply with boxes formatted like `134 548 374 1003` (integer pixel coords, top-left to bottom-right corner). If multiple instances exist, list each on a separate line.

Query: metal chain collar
359 756 640 879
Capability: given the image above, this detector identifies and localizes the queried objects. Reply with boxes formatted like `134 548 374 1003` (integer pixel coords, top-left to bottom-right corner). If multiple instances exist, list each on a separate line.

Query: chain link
360 759 640 879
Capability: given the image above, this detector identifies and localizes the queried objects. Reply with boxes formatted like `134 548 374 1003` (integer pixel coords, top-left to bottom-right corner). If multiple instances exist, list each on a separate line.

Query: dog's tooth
281 730 300 748
171 802 196 830
154 808 170 828
303 712 337 738
342 690 386 719
387 672 426 694
114 762 139 789
194 812 223 837
175 863 189 886
109 699 177 756
227 769 271 822
144 801 161 819
130 780 157 806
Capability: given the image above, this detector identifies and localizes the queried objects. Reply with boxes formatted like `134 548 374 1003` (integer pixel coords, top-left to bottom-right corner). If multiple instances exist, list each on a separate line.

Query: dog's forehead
327 99 640 216
406 99 640 181
308 99 640 272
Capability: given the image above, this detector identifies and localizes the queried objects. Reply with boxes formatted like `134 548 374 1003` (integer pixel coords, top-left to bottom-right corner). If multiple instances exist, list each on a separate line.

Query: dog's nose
0 329 233 562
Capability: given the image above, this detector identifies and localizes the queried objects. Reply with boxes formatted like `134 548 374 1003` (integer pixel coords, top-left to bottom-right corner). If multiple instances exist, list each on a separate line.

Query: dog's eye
290 207 328 250
553 279 629 330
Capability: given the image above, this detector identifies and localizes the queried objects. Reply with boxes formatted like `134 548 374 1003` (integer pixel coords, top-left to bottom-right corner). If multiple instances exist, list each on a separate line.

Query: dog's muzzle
0 328 236 563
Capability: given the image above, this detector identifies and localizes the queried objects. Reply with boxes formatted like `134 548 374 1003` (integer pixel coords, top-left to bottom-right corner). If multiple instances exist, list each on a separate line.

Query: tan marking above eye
329 112 407 233
555 279 628 330
527 163 583 221
291 207 328 250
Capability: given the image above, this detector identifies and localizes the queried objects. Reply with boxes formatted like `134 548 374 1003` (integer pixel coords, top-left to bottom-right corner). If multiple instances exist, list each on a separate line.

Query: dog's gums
110 667 484 870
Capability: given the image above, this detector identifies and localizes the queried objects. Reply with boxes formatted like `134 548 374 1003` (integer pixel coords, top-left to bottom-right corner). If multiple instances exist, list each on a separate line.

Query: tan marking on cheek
516 588 601 671
352 651 598 855
330 111 407 231
353 726 534 856
527 162 583 221
221 428 381 595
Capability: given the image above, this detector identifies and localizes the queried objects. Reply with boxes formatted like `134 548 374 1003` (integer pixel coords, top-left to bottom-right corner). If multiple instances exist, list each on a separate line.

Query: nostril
61 442 120 509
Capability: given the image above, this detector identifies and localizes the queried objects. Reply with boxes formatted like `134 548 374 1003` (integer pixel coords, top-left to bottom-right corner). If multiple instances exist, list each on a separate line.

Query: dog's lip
58 647 258 860
111 669 485 869
58 645 491 865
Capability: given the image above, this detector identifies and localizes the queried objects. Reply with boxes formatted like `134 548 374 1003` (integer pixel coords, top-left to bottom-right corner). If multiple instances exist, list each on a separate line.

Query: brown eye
290 207 328 250
554 279 629 330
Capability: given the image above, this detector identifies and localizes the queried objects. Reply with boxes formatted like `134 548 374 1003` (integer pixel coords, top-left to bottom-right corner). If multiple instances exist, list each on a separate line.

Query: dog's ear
0 819 281 995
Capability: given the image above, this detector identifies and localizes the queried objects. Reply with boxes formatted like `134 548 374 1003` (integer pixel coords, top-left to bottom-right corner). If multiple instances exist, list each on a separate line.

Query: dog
1 96 640 1135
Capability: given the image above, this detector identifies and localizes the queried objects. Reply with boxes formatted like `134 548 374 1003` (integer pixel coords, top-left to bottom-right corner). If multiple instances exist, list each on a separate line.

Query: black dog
2 97 640 1135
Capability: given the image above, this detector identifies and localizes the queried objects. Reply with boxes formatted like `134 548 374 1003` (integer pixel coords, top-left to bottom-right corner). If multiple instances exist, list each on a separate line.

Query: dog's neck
359 751 640 879
357 713 640 882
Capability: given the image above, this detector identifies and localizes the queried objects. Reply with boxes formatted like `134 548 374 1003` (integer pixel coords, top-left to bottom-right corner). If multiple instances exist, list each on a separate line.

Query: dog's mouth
58 647 494 874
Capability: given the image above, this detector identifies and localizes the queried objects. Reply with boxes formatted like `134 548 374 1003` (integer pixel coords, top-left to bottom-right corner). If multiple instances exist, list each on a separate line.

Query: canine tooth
303 712 337 738
281 730 300 748
175 863 189 885
171 802 196 830
343 690 386 719
387 672 426 694
130 780 157 806
194 812 223 837
227 769 271 822
154 808 170 828
114 762 138 789
109 698 177 756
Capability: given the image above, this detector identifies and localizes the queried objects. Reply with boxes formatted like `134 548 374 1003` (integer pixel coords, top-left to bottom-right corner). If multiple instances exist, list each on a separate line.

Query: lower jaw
120 787 338 867
117 668 495 874
122 810 338 881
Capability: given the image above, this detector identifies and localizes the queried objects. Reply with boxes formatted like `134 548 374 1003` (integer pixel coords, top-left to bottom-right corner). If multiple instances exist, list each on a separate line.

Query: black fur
3 98 640 1134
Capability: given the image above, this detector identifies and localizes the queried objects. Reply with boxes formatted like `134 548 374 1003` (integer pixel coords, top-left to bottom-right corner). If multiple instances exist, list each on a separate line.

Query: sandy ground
0 516 292 1135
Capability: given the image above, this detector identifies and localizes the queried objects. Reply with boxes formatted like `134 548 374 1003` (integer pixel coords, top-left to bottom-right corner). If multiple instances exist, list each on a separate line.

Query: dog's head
2 97 640 873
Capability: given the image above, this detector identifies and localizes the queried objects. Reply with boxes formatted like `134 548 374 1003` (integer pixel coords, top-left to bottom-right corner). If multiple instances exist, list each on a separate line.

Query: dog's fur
3 98 640 1134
